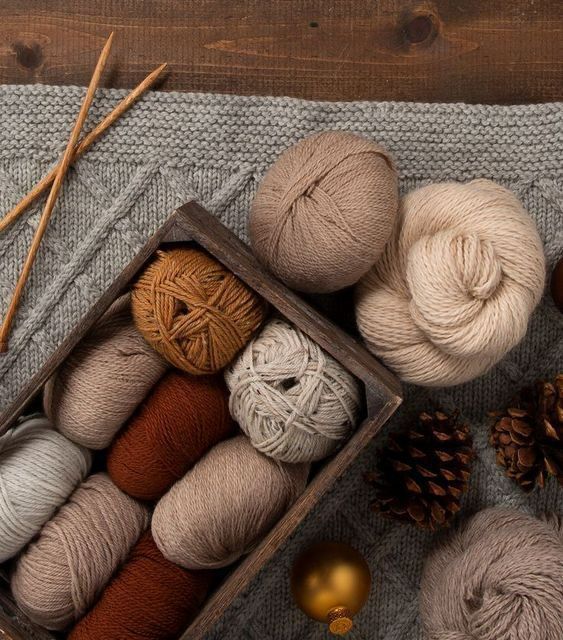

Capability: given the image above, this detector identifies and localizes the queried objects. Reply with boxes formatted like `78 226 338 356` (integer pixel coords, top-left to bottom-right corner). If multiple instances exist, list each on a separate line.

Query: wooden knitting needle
0 61 168 235
0 33 115 353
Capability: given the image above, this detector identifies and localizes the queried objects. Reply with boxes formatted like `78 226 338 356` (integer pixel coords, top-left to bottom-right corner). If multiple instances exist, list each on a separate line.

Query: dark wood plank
0 0 561 103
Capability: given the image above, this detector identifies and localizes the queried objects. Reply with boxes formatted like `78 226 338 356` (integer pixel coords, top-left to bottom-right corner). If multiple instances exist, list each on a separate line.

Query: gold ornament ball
290 542 371 635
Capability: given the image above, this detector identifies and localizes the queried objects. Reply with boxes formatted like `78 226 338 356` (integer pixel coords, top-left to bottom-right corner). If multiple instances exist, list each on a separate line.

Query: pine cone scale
490 374 563 491
367 410 474 530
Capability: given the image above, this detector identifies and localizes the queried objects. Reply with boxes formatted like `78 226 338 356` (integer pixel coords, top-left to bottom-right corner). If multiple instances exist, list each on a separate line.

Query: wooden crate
0 202 402 639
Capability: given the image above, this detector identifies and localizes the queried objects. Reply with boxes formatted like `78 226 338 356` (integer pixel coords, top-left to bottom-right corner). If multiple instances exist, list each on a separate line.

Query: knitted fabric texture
0 86 561 639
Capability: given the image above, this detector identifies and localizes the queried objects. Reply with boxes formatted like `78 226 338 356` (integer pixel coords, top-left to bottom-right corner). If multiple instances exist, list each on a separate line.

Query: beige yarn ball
355 180 546 387
152 435 309 569
420 508 563 640
12 473 149 630
44 295 167 449
249 131 398 293
225 317 362 463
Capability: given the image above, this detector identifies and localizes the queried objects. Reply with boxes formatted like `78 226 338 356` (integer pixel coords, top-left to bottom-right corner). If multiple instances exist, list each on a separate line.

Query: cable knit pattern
0 86 561 639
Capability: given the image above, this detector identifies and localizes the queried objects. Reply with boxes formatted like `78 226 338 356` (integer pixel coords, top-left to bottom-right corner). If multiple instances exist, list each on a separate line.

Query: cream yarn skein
0 417 91 562
250 131 398 293
225 318 362 463
420 507 563 640
355 180 546 386
44 295 167 449
152 435 309 569
12 473 149 630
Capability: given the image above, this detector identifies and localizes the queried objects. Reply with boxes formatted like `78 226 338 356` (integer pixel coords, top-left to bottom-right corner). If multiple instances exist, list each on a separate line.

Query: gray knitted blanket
0 85 561 639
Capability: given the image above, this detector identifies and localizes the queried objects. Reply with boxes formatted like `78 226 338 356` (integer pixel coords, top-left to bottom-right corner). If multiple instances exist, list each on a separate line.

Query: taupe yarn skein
12 473 149 630
420 508 563 640
152 435 309 569
250 131 398 293
44 295 167 449
355 180 546 386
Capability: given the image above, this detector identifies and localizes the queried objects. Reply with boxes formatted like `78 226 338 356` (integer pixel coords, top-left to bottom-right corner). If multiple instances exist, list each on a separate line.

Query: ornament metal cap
327 606 353 635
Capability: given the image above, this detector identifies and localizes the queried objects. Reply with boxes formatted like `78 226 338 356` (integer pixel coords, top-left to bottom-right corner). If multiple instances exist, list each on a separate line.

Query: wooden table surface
0 1 561 103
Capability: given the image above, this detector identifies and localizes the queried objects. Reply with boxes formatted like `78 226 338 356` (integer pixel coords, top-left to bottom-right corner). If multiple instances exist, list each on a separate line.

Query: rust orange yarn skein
132 247 268 374
69 533 212 640
108 371 236 501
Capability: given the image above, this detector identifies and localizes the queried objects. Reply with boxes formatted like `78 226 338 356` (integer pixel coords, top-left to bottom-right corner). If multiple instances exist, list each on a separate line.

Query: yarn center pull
406 229 506 359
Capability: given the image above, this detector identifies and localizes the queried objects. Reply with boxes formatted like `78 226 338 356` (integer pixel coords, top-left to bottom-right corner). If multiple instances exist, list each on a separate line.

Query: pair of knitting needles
0 33 167 352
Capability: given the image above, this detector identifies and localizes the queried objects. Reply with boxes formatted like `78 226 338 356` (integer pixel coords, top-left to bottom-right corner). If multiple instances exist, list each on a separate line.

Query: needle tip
0 341 7 353
104 32 115 49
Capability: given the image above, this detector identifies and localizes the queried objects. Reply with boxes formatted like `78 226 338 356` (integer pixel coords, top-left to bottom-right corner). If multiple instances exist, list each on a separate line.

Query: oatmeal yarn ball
250 131 398 293
152 435 309 570
420 508 563 640
355 180 545 387
12 473 149 630
44 295 167 450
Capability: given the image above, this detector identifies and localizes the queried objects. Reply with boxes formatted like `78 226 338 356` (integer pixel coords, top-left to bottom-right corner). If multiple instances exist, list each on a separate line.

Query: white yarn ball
0 416 91 562
355 180 546 387
225 318 362 463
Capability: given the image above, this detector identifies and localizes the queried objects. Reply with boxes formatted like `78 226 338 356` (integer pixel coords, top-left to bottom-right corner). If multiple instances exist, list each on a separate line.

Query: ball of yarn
420 507 563 640
152 435 309 569
225 318 362 463
108 371 236 500
69 533 212 640
131 247 268 374
355 180 546 386
0 416 91 563
44 295 167 449
12 473 149 630
249 131 398 293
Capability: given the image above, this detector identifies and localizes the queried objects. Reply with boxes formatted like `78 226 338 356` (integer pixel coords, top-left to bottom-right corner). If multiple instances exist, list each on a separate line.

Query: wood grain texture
0 0 561 103
0 32 114 353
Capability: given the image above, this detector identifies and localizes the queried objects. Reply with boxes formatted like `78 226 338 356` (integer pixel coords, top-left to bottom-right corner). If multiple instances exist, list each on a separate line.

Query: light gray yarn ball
225 318 362 463
0 416 91 562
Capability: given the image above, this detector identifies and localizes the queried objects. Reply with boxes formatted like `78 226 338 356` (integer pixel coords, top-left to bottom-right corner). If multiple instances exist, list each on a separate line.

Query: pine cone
490 374 563 491
366 410 474 531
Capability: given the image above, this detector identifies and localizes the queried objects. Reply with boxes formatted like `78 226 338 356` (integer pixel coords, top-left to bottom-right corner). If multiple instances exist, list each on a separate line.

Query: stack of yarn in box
1 241 362 639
